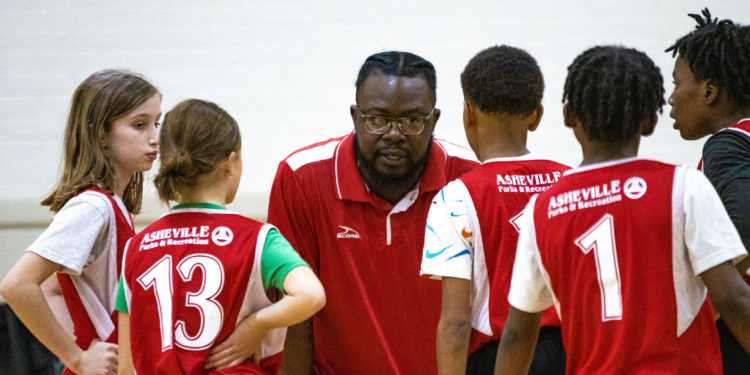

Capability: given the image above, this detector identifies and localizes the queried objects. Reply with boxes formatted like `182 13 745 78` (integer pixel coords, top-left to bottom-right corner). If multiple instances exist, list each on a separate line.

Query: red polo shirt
268 133 478 375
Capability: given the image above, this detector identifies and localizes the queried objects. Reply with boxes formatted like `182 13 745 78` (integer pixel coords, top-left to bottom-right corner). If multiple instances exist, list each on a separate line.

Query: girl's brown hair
154 99 241 204
42 69 159 213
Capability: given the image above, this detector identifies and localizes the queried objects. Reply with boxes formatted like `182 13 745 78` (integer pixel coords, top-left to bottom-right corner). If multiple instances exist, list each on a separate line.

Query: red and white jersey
420 154 569 354
508 158 747 374
268 134 478 375
56 186 133 375
121 207 285 375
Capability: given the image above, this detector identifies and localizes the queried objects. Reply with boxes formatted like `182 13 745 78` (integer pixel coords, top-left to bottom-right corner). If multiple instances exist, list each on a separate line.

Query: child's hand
204 314 268 370
73 339 118 375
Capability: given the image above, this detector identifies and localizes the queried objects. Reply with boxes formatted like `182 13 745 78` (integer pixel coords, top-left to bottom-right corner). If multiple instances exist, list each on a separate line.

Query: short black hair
666 8 750 107
563 46 665 143
355 51 436 103
461 45 544 115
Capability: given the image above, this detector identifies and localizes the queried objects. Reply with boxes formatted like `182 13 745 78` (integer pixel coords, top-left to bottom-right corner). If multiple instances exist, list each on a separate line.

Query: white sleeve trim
683 168 747 276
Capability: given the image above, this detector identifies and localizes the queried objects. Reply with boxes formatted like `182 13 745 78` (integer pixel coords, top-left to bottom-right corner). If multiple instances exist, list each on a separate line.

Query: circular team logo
211 226 234 246
623 177 647 200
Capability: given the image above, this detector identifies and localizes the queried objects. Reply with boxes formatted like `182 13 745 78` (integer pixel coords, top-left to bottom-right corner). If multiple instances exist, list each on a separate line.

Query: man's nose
382 119 406 141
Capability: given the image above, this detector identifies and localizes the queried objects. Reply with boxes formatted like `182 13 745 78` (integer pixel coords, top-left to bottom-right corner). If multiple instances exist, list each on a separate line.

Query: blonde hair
42 69 159 214
154 99 241 204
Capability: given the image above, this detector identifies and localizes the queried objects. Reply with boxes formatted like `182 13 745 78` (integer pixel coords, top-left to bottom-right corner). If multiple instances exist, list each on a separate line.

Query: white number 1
574 214 623 321
137 254 225 351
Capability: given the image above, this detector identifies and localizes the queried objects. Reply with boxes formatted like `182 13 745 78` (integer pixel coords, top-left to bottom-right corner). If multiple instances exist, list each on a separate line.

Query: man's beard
353 133 433 184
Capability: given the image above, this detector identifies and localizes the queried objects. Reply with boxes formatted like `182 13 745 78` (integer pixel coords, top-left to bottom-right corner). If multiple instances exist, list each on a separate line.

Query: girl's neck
177 180 228 208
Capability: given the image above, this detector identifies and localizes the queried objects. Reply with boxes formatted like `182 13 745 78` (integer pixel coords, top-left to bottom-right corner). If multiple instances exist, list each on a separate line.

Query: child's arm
41 275 75 338
493 307 542 375
0 252 118 375
204 266 325 370
436 277 472 375
117 312 134 375
701 260 750 353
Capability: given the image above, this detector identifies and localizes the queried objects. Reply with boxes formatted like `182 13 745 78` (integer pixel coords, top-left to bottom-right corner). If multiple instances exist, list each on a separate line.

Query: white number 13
137 254 225 351
574 214 623 321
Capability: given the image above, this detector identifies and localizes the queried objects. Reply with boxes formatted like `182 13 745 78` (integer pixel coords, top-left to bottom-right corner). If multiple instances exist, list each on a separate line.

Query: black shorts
716 317 750 375
466 326 566 375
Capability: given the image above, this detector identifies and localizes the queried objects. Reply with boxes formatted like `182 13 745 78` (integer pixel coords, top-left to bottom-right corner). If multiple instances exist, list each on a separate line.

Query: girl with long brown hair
0 69 161 375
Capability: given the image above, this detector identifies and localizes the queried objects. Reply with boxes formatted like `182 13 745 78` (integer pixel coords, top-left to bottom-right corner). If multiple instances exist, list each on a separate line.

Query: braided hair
461 45 544 116
355 51 436 103
563 46 665 142
666 8 750 106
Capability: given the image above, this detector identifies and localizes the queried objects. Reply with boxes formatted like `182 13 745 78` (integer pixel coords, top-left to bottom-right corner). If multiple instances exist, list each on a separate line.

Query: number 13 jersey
120 206 287 374
508 158 747 374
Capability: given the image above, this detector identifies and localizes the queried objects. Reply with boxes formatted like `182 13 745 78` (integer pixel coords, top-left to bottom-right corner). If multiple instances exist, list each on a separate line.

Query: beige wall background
2 0 748 295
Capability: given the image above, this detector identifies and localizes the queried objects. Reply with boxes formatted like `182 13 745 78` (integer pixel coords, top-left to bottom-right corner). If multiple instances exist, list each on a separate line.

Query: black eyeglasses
356 106 434 135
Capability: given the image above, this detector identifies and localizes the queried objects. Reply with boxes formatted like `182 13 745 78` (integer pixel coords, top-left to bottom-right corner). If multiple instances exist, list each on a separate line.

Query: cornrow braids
355 51 437 103
666 8 750 106
563 46 665 143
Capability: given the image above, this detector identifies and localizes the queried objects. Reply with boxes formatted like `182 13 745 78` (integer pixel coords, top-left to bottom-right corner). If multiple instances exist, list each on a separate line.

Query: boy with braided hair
495 45 750 375
667 8 750 374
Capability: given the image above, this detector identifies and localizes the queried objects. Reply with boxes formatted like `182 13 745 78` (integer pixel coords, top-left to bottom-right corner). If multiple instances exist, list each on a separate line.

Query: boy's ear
462 101 474 131
704 79 720 106
528 105 544 132
563 104 575 129
641 113 658 136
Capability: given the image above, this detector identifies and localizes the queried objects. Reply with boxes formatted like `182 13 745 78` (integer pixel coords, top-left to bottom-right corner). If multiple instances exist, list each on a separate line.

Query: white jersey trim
563 157 641 176
237 223 286 359
286 139 340 172
70 190 119 340
483 153 547 164
435 139 479 162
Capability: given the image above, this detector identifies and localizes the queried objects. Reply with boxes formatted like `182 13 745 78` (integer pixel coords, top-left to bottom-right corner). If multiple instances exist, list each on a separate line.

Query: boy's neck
475 114 531 162
712 106 750 133
580 139 640 167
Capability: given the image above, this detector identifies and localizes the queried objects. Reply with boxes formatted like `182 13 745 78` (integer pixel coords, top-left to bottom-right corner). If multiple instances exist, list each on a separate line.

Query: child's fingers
208 339 234 355
205 354 242 370
205 348 233 365
215 358 245 371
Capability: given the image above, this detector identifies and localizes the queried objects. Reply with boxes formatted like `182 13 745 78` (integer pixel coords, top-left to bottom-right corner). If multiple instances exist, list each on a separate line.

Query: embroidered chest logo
623 177 647 200
211 226 234 246
336 226 361 239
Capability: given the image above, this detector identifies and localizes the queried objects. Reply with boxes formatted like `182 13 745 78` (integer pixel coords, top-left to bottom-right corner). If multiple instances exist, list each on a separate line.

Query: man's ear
350 105 358 122
704 79 720 106
431 107 441 132
642 113 658 136
528 105 544 132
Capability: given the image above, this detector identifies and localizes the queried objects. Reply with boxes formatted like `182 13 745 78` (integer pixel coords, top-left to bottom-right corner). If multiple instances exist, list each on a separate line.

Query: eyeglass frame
355 105 435 135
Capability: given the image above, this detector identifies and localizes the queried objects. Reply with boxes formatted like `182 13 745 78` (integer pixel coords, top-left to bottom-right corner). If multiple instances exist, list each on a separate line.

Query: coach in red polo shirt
268 51 478 374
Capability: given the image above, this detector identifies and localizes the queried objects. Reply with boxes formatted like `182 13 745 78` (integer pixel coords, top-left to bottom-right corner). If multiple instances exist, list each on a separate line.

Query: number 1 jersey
508 158 747 374
121 207 285 375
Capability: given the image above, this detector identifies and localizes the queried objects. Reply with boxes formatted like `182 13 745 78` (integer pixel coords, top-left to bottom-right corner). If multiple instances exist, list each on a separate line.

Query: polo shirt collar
334 133 447 203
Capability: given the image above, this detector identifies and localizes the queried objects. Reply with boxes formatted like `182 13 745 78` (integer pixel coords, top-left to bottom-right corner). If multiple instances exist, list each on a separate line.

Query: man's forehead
357 72 434 108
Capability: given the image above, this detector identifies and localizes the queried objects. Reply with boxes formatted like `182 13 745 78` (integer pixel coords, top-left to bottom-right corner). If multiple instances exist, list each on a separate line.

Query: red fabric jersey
121 208 284 375
510 159 741 374
458 156 569 353
57 186 134 375
267 134 478 375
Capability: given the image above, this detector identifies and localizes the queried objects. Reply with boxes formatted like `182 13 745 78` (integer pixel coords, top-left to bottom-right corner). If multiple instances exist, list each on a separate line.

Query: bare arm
0 252 117 375
494 307 541 375
41 275 75 339
206 266 325 370
117 312 133 375
437 277 472 375
701 260 750 354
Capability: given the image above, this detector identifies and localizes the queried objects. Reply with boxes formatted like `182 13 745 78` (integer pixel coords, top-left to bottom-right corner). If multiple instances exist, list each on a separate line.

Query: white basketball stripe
286 140 340 171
